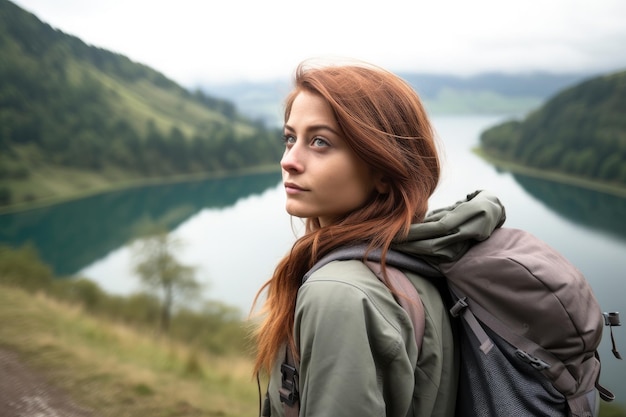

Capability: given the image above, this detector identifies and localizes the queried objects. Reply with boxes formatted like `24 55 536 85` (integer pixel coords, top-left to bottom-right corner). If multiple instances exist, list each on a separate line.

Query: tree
132 229 202 335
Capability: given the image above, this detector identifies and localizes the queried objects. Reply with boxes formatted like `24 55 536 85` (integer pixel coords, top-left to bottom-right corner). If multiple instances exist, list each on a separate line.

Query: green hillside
479 69 626 192
0 0 282 212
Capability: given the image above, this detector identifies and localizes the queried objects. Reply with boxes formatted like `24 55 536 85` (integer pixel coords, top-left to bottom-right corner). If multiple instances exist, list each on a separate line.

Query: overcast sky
11 0 626 87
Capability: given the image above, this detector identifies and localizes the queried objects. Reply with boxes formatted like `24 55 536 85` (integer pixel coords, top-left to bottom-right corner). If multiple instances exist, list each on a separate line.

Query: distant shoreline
4 153 625 216
0 165 281 216
474 149 626 198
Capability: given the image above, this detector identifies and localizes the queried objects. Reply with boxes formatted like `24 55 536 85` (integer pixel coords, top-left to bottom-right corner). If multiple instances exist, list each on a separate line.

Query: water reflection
0 172 281 275
512 173 626 242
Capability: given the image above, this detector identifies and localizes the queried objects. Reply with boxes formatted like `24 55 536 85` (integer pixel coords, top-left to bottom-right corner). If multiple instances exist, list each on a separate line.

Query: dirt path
0 348 97 417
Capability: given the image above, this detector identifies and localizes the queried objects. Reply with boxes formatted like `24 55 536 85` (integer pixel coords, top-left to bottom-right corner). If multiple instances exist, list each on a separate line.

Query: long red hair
252 61 440 375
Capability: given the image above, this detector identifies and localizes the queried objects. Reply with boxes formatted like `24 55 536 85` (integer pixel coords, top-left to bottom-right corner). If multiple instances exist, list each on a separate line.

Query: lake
1 115 625 407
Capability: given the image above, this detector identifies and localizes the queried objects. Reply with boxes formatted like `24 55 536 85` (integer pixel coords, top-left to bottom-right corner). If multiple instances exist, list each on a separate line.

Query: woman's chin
284 203 307 219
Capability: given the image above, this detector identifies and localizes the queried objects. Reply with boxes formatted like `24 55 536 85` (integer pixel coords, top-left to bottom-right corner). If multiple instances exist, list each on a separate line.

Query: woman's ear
373 173 391 194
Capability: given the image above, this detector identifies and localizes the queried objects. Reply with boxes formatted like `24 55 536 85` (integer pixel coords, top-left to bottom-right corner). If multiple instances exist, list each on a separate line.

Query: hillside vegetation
479 70 626 191
0 243 260 416
0 285 259 417
0 0 282 211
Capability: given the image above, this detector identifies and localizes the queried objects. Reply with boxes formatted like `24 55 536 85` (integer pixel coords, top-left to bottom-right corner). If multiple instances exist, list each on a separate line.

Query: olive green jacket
265 191 506 417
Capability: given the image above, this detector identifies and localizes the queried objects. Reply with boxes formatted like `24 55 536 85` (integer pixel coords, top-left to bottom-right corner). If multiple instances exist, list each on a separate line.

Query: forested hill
0 0 283 210
479 69 626 190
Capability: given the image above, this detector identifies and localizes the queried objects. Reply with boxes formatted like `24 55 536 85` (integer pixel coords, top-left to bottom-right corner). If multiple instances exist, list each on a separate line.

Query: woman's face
280 91 380 227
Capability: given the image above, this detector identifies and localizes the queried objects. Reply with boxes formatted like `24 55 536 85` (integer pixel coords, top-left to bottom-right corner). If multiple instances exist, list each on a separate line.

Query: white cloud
11 0 626 86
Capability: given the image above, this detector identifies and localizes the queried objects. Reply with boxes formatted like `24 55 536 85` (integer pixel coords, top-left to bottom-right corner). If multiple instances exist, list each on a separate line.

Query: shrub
0 244 53 291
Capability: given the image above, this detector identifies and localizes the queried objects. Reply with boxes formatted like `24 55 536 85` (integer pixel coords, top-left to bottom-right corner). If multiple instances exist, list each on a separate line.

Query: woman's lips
284 182 306 194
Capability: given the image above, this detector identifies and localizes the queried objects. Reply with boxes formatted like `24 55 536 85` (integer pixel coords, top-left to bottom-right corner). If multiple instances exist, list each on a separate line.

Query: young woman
252 61 504 417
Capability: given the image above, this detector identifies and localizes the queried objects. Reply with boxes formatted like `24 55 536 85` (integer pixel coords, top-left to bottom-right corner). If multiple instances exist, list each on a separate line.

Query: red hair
252 61 440 375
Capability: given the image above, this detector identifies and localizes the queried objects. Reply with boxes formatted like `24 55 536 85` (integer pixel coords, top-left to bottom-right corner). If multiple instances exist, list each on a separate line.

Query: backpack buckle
450 297 469 317
279 362 299 406
602 312 622 360
515 349 551 370
603 312 621 327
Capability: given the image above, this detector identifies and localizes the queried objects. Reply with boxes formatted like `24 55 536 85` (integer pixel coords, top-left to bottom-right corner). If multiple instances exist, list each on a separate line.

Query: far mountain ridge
199 71 595 126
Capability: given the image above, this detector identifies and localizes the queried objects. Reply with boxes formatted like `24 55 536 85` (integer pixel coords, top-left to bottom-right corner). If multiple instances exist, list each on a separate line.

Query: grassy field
0 285 260 417
69 60 253 139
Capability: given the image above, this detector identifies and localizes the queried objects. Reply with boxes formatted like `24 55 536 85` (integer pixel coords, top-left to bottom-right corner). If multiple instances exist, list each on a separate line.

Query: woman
252 60 503 417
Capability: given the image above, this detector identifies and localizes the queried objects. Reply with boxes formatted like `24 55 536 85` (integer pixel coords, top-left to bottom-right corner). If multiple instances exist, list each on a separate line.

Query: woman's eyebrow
283 123 340 136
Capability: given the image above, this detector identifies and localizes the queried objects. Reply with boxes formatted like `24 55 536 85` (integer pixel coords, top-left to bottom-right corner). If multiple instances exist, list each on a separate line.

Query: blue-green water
0 172 282 276
1 115 625 406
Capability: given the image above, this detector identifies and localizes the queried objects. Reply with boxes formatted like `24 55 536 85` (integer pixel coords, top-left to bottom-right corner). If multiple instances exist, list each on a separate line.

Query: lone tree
132 228 202 335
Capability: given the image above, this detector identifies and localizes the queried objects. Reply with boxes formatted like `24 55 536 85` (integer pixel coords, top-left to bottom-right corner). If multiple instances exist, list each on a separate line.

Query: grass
73 60 241 138
0 285 260 417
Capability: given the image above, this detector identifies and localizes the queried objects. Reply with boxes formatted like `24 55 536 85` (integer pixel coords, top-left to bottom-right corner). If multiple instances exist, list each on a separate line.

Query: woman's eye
312 137 329 147
282 134 296 146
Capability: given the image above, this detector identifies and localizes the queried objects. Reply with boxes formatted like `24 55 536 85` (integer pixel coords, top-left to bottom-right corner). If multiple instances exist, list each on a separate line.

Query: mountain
0 0 283 210
399 72 594 115
199 72 594 126
479 69 626 190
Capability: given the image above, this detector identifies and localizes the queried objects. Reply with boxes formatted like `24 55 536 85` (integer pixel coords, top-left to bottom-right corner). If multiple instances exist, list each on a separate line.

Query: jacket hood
392 190 506 264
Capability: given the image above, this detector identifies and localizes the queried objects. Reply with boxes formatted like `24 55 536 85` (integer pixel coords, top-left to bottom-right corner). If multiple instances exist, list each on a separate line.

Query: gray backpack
278 227 621 417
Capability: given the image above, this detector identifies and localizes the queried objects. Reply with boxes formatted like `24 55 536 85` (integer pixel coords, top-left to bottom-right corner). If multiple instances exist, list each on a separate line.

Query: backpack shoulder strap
303 244 441 283
303 244 437 350
280 246 432 416
364 260 426 351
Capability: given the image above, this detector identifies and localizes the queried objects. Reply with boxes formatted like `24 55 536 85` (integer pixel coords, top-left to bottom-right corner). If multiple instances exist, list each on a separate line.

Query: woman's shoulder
295 260 418 363
297 260 410 332
301 259 390 301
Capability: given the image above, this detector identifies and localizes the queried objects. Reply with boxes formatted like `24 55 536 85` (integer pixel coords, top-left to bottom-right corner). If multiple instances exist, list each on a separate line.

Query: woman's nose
280 145 304 173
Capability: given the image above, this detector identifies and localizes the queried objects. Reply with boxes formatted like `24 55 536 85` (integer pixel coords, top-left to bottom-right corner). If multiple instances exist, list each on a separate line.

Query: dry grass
0 286 259 417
